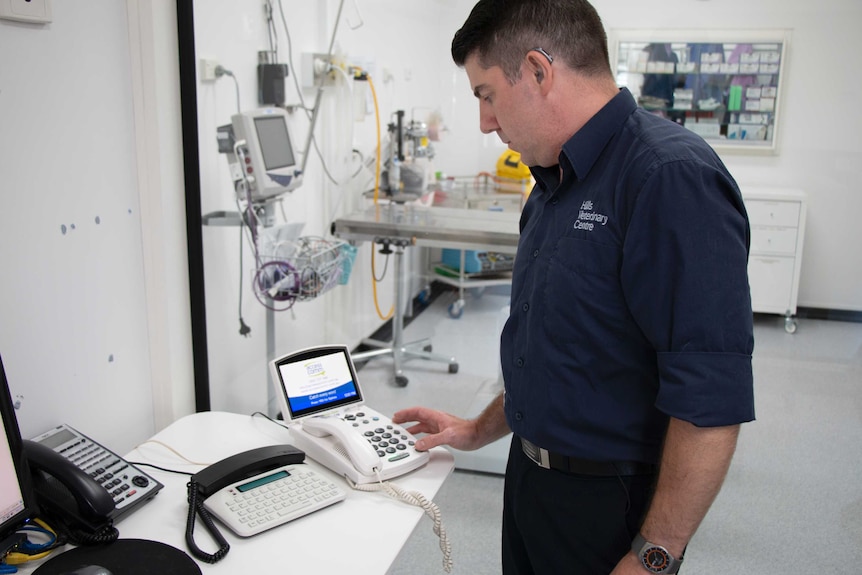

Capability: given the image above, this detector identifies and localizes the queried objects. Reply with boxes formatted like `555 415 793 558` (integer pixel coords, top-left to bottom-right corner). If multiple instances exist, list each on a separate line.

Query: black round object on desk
33 539 201 575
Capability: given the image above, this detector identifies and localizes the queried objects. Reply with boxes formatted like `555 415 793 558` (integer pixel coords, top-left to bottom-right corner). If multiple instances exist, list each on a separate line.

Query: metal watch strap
631 533 683 574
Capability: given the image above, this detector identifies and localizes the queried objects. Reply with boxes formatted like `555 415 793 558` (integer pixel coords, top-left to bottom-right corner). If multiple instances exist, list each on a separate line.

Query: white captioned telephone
269 345 430 485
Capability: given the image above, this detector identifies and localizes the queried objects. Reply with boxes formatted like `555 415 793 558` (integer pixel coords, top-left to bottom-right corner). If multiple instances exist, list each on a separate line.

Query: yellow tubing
365 73 393 321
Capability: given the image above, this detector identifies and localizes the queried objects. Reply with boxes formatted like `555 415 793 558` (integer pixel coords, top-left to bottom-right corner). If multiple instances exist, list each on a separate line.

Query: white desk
27 412 455 574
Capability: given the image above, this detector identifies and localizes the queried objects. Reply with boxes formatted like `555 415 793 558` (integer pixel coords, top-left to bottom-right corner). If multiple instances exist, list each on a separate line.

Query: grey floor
356 288 862 575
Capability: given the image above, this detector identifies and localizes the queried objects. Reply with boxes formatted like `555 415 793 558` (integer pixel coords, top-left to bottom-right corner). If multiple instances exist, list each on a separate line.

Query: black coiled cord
36 512 118 547
67 523 119 546
185 479 230 563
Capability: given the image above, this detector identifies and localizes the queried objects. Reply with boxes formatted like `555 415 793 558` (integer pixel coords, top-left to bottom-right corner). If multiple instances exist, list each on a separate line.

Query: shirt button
515 357 524 367
532 250 539 258
522 303 529 312
515 412 523 421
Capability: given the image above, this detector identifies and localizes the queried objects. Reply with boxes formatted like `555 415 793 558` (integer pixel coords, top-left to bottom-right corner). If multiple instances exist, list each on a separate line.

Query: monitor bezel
230 107 302 202
0 355 38 552
269 345 365 424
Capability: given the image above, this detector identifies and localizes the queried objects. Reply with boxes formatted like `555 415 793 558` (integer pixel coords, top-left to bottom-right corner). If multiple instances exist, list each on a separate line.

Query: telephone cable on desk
347 472 452 573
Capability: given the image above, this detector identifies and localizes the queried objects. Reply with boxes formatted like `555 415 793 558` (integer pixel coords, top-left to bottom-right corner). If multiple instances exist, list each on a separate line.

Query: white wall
0 0 188 453
1 0 859 454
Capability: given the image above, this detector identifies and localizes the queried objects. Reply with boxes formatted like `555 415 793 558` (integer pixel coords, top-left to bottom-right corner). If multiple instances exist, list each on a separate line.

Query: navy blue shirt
500 88 755 464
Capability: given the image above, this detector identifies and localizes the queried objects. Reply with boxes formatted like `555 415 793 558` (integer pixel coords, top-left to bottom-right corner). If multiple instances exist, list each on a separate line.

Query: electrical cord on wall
215 65 241 113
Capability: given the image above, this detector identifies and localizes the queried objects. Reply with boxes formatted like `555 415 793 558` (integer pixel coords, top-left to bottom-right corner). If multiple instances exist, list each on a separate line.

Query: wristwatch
631 533 683 574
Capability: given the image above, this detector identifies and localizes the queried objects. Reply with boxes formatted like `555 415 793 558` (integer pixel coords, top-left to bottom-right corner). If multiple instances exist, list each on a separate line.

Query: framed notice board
609 29 790 154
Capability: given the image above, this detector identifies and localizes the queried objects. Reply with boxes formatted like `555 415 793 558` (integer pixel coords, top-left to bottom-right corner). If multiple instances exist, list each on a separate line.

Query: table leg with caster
352 240 459 386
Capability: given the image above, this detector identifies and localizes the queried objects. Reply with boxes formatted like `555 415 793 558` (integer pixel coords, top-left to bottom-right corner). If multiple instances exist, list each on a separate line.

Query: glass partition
610 30 790 154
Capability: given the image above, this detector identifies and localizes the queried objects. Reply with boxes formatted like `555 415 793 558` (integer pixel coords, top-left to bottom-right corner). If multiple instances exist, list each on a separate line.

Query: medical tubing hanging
365 72 394 321
368 72 382 204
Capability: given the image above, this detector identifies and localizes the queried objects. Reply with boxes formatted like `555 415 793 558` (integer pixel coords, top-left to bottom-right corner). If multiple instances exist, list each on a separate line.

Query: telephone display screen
33 428 75 450
274 348 363 419
237 470 290 493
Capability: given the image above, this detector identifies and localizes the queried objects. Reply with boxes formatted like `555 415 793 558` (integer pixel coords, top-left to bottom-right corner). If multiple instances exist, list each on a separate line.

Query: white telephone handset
300 415 380 477
288 406 429 485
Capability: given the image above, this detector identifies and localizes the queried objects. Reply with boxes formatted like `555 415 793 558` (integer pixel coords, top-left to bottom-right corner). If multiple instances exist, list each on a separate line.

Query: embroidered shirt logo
574 200 608 231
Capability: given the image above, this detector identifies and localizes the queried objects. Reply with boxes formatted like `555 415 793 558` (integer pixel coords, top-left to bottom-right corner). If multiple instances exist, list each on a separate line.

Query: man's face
465 53 545 167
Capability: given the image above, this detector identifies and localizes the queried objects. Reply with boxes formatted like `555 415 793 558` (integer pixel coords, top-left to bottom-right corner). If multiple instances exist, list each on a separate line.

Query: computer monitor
0 355 38 555
230 107 303 202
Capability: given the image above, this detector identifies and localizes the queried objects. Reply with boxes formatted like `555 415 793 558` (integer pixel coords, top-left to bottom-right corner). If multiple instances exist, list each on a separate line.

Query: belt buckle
521 438 551 469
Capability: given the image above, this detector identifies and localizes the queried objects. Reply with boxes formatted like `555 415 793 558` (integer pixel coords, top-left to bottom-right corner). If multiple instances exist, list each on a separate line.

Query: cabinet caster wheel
418 289 431 306
395 375 409 387
448 363 459 374
784 318 798 334
448 300 464 319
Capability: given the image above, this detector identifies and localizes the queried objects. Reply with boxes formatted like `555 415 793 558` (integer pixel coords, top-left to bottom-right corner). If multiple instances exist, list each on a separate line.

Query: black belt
520 437 657 477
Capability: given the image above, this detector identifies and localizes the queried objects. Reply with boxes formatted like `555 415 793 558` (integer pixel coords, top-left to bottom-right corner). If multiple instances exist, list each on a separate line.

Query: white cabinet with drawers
742 188 807 333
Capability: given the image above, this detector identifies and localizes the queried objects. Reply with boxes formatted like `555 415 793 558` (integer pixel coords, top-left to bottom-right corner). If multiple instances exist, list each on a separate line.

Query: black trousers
502 436 657 575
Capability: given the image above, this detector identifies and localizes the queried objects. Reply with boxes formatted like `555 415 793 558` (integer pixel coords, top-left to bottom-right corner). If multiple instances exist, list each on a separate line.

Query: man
393 1 755 573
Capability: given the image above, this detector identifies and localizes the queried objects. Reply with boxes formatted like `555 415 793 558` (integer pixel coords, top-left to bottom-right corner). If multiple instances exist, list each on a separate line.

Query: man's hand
394 393 509 452
392 406 482 451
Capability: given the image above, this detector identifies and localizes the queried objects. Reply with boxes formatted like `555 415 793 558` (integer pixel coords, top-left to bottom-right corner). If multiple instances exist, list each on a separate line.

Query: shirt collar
531 88 637 192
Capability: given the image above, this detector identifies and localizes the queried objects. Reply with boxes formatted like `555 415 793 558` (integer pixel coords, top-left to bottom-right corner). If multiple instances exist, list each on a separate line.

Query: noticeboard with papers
609 29 790 154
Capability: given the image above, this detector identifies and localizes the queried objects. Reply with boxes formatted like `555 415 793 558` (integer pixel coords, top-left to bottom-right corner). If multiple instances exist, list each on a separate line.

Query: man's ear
525 50 552 94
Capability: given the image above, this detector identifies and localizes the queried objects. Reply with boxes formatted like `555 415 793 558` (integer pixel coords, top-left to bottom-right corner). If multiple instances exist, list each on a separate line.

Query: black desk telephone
185 444 345 563
23 440 115 540
23 424 164 545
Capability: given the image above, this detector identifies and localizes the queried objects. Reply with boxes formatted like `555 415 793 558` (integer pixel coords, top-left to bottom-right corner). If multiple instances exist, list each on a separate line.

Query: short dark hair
451 0 612 83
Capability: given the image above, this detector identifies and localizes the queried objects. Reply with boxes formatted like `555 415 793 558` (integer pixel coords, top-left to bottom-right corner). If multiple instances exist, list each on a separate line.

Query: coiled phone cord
349 476 452 573
33 512 117 547
185 479 230 563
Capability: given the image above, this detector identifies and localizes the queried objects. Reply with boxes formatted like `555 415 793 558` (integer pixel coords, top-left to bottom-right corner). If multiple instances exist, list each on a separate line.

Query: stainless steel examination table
333 203 520 386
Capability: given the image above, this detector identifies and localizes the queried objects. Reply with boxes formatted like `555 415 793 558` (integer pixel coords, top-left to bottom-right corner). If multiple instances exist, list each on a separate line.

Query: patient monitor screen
254 115 295 170
275 348 363 420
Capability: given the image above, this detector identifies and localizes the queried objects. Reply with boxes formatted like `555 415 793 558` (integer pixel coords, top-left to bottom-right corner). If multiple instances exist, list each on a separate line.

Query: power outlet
200 58 219 83
0 0 53 24
301 52 331 89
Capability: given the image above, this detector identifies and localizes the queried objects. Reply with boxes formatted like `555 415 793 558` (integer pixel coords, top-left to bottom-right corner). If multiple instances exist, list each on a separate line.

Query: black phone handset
185 444 306 563
22 440 119 545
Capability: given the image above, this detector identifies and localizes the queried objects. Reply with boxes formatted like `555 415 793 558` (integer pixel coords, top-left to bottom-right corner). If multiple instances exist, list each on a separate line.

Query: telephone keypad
339 410 421 462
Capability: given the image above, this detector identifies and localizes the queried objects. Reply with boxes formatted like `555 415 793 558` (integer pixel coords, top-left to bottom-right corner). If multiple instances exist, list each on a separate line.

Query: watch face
643 546 670 573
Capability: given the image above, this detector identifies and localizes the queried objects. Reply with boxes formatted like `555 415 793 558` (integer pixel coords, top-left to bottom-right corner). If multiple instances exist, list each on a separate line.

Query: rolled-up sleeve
622 159 755 427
